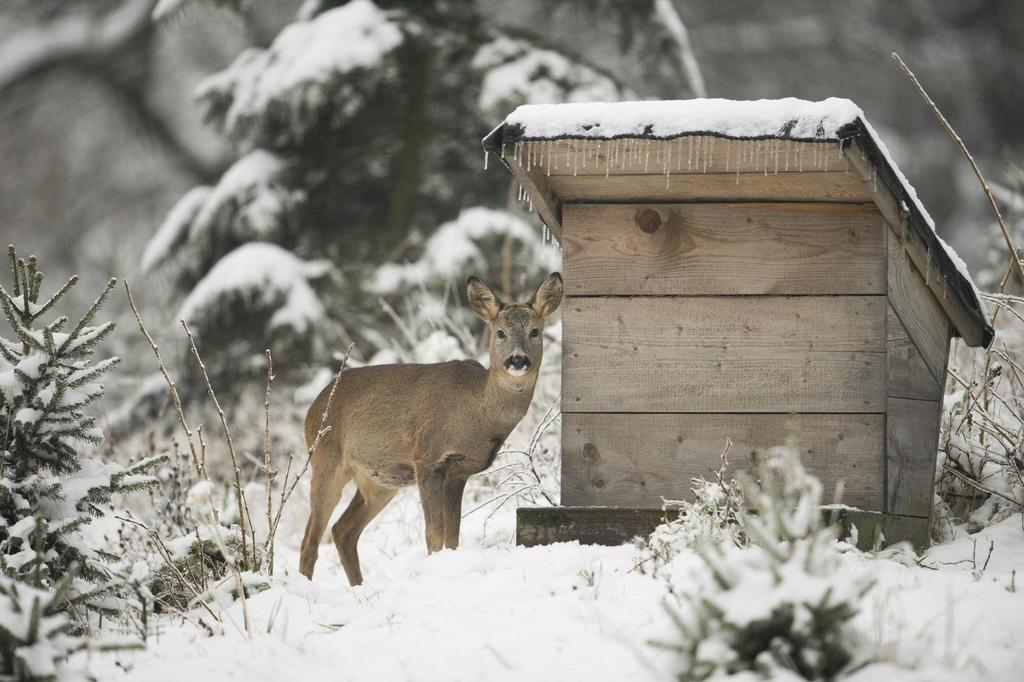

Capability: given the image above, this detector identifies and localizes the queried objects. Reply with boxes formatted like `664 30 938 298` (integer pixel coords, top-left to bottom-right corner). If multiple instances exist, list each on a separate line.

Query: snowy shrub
144 535 246 615
0 567 87 682
143 152 306 281
932 178 1024 530
472 35 630 120
175 242 334 387
938 325 1024 531
638 447 746 573
0 246 161 607
197 0 405 150
367 207 560 299
656 445 874 681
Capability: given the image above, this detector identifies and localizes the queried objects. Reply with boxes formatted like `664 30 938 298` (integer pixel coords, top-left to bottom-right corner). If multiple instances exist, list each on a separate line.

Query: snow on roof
493 97 864 142
483 98 992 346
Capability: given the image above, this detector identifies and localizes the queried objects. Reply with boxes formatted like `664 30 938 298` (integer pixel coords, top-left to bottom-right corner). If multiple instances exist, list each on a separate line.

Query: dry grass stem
262 349 275 571
892 51 1023 286
181 319 254 570
124 280 206 479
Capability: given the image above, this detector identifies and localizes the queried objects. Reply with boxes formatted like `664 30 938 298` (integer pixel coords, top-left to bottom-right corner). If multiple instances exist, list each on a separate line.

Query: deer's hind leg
332 474 397 586
299 456 351 580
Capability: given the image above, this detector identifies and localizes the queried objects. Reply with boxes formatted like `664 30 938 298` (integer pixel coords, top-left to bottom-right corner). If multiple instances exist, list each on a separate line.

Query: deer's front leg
416 464 447 554
442 477 467 550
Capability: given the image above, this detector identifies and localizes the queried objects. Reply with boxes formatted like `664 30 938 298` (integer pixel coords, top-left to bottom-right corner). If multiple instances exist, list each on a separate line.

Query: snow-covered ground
88 490 1024 682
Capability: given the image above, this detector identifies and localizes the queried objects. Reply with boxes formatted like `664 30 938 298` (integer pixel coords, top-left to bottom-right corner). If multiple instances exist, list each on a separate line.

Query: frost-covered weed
939 331 1024 532
637 445 745 575
936 180 1024 531
655 445 874 681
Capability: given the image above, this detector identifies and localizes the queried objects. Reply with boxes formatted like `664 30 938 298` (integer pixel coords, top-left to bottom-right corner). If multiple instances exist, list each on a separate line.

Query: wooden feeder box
482 99 992 549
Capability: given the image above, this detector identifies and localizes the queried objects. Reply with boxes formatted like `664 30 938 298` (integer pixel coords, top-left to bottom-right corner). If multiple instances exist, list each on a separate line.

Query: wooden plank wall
560 201 890 514
561 204 886 296
885 228 951 519
561 413 884 510
563 295 885 413
502 137 951 545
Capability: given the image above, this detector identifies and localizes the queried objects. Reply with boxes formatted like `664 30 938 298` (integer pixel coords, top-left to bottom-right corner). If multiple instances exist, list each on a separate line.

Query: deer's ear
530 272 563 318
467 276 502 322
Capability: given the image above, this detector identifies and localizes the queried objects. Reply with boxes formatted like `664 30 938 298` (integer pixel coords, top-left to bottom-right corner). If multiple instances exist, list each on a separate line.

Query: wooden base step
516 506 930 551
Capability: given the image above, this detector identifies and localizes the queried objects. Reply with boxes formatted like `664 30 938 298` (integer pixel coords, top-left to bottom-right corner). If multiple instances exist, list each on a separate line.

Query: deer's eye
529 328 540 338
496 329 507 340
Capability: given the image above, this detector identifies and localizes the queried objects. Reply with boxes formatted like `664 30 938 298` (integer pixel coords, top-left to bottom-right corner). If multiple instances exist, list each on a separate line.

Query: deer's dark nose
506 355 530 370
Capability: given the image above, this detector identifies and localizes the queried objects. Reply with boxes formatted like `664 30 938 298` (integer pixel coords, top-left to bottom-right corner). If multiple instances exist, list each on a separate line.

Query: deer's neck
482 366 537 430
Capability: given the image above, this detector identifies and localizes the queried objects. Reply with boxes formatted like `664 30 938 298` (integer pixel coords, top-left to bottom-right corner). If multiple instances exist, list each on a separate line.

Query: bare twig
124 281 206 479
181 320 253 570
264 343 355 561
982 539 995 573
892 52 1023 286
262 350 275 573
942 465 1023 511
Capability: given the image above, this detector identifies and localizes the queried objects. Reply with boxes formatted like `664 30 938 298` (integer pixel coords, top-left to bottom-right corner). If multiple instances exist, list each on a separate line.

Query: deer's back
304 360 490 478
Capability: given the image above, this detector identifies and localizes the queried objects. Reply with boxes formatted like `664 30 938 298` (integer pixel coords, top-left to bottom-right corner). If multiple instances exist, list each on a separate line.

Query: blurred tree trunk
385 42 434 253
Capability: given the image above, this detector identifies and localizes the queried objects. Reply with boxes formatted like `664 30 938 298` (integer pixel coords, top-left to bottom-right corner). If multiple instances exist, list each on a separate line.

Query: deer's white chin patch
505 366 528 377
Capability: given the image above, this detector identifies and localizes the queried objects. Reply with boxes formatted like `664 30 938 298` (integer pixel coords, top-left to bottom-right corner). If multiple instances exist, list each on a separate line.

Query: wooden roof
483 100 993 348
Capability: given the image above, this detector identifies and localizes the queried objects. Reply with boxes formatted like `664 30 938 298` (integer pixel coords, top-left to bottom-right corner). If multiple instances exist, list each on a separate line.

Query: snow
56 459 121 511
188 150 292 242
196 0 403 139
473 36 629 118
151 0 186 22
178 242 331 333
497 98 864 142
142 186 211 273
15 353 46 380
8 515 38 540
186 480 216 518
13 407 42 425
923 513 1024 575
89 506 1024 682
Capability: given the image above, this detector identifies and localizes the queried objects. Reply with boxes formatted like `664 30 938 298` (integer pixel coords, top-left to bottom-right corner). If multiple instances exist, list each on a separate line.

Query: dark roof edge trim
837 119 993 347
481 123 845 153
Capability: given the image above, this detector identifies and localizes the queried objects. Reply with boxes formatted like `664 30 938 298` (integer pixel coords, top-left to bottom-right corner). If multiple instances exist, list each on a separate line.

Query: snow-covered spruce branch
649 445 875 680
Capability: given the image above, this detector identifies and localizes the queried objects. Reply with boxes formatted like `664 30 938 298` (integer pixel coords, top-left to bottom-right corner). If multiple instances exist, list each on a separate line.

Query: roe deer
299 272 563 584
